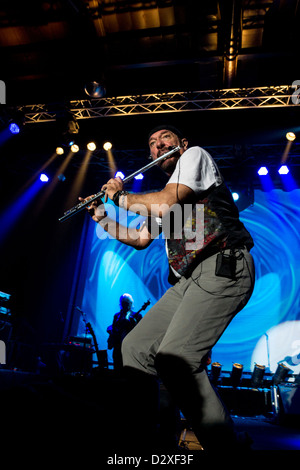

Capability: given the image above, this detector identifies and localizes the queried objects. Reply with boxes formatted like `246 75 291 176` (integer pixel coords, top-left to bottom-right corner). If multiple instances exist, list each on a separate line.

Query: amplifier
278 383 300 417
67 336 92 349
0 320 12 344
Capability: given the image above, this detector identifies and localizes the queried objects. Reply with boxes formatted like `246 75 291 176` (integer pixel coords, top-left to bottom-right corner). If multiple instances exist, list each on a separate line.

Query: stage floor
178 414 300 451
232 415 300 451
1 369 299 460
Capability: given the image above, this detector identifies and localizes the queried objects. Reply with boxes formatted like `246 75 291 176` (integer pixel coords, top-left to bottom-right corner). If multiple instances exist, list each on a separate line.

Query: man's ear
181 138 188 150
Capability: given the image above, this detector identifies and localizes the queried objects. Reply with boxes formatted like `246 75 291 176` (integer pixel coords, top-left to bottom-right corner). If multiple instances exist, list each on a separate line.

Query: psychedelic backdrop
76 189 300 374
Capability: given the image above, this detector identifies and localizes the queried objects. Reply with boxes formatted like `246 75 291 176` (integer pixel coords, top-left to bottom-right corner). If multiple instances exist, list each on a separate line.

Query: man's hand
101 177 124 202
78 195 107 223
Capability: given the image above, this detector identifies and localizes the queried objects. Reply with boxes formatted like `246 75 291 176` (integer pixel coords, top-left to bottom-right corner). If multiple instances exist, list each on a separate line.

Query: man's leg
154 249 255 450
121 249 254 450
121 285 185 450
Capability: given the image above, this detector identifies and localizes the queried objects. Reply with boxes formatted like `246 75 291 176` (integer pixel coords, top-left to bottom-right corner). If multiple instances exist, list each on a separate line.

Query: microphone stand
75 306 89 376
58 145 181 223
264 332 271 372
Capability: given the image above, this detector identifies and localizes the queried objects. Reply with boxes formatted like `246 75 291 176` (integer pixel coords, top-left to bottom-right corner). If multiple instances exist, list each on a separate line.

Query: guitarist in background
107 294 149 373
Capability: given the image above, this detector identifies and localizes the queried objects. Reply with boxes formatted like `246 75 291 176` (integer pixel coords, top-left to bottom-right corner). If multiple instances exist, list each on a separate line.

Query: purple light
257 166 268 176
115 171 125 180
40 173 49 183
278 165 289 175
9 123 20 134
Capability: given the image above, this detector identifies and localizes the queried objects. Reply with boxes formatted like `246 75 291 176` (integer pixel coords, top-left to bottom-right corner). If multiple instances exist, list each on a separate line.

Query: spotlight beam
105 148 117 178
14 152 58 197
281 140 293 164
64 150 93 211
0 178 46 244
34 151 74 215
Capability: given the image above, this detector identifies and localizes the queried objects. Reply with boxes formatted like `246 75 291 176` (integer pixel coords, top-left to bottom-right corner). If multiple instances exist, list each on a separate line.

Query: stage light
87 142 96 151
134 173 144 180
56 111 79 136
230 185 254 211
257 166 268 176
211 362 222 385
115 171 125 180
58 174 66 182
273 363 291 385
103 141 112 151
84 81 106 98
71 144 79 153
9 123 20 134
230 363 243 387
286 132 296 142
278 165 289 175
250 364 265 389
56 147 64 155
40 173 49 183
6 110 25 135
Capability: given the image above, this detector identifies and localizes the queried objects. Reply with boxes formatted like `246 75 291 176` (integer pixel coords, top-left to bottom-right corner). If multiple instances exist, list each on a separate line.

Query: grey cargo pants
121 248 255 449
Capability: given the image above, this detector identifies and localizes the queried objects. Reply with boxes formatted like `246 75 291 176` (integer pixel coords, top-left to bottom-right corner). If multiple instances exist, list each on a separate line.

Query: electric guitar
130 299 151 321
107 299 151 349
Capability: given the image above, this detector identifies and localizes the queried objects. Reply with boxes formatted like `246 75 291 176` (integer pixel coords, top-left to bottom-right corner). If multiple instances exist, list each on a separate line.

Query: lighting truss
207 143 300 169
68 143 300 185
16 85 297 124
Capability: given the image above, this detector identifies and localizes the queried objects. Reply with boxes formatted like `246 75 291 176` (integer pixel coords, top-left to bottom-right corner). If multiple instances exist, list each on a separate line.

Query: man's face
148 129 187 175
121 299 132 310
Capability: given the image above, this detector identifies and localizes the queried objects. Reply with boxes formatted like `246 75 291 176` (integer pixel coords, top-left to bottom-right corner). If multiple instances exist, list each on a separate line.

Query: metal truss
71 142 300 174
67 142 299 195
18 85 297 124
206 143 300 168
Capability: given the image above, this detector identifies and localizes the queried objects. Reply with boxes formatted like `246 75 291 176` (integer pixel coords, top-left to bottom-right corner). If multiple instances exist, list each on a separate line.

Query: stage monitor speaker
0 321 12 366
0 320 12 344
278 383 300 424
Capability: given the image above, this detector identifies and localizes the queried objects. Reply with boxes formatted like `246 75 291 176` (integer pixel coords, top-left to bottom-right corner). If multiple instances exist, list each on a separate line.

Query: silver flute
58 145 181 222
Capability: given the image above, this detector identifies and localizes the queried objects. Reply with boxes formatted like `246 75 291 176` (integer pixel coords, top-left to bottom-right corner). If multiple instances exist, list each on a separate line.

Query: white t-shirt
164 146 223 278
166 146 223 194
149 146 252 281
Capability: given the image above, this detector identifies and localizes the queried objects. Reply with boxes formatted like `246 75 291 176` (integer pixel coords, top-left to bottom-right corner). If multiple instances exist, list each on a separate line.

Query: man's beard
159 152 180 174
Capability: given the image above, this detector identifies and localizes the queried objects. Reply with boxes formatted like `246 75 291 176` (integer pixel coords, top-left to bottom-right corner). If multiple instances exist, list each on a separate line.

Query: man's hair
148 124 185 142
120 293 133 307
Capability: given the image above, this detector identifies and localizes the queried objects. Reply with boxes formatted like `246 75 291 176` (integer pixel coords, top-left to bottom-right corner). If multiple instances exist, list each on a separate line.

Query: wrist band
112 190 129 207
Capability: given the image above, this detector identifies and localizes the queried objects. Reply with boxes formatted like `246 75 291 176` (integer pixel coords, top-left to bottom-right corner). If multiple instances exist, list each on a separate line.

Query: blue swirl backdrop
77 189 300 373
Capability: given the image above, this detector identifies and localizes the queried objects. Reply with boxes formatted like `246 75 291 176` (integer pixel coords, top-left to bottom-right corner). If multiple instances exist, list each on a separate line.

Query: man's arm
102 179 195 218
78 196 153 250
99 213 153 250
